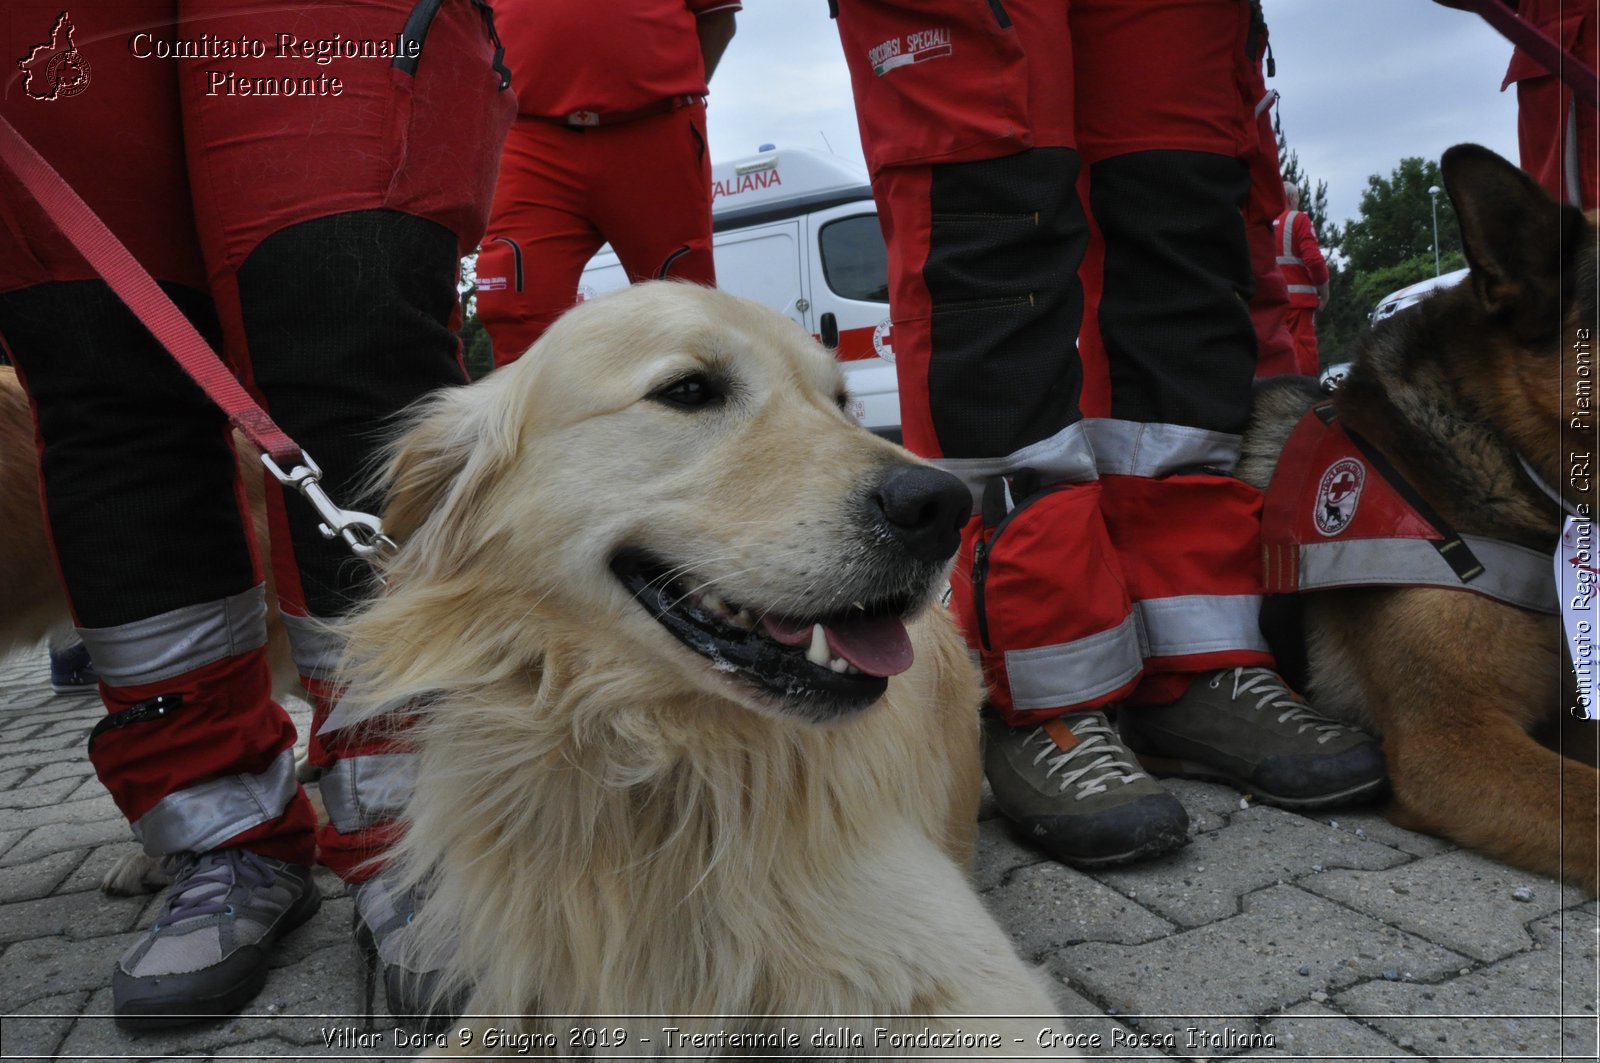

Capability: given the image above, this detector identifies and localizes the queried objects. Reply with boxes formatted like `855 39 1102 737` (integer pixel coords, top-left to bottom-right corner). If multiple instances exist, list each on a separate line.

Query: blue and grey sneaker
112 848 321 1030
48 639 99 696
354 873 462 1033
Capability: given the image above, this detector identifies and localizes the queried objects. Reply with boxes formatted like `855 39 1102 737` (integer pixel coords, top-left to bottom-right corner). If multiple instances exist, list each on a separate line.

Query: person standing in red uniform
831 0 1386 869
477 0 739 366
1431 0 1596 210
1273 183 1330 375
1502 0 1597 209
0 0 511 1028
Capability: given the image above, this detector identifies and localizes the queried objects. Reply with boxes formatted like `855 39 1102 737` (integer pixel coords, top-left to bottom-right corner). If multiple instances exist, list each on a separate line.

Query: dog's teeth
806 623 830 667
731 608 755 630
845 663 860 675
829 657 849 673
701 592 728 617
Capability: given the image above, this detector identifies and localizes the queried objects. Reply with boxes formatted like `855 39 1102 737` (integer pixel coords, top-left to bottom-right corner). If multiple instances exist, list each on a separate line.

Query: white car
1369 266 1469 324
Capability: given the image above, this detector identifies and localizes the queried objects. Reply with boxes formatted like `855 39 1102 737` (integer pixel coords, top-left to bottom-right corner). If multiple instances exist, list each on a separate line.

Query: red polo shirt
496 0 740 118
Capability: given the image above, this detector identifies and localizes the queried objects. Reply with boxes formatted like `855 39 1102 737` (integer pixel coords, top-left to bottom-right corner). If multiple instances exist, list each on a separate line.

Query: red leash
1444 0 1599 110
0 113 394 558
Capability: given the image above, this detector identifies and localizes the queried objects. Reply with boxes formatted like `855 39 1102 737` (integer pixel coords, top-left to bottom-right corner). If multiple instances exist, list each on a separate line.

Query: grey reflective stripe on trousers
935 420 1098 514
78 584 268 687
1296 535 1559 614
320 752 417 834
1084 418 1242 477
132 746 297 856
1003 593 1269 712
279 610 346 681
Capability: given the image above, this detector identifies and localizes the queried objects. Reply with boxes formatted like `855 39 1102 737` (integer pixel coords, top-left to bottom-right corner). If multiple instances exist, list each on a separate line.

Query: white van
580 148 902 439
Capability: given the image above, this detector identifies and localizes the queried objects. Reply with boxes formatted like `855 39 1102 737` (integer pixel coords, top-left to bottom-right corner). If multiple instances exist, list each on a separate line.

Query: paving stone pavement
0 645 1596 1062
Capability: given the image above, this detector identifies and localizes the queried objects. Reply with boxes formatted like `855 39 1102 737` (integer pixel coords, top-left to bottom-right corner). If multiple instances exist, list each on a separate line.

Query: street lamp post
1428 184 1442 277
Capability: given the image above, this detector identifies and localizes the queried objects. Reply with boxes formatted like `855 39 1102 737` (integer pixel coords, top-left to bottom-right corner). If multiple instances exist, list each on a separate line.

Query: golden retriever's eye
650 373 723 410
835 393 850 412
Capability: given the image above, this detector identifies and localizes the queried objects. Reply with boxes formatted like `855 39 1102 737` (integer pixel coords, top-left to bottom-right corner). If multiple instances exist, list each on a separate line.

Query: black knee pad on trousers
925 147 1088 459
235 209 467 618
1090 150 1257 436
0 281 255 627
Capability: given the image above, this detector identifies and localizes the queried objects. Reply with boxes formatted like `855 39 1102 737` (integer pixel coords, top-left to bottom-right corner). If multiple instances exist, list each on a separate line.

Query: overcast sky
704 1 1522 229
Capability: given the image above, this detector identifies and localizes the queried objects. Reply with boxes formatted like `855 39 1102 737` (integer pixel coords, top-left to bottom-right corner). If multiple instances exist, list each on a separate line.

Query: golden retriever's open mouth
611 549 918 718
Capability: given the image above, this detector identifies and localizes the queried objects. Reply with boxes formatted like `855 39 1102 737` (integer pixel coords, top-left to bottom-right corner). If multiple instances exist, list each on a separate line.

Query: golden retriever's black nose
875 465 970 563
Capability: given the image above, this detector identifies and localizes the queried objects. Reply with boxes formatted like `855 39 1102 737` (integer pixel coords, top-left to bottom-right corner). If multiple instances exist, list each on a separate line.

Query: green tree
1341 157 1460 276
457 251 495 381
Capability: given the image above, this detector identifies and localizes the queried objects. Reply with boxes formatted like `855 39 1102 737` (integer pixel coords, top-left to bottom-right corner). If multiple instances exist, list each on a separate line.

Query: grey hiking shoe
113 848 320 1030
354 873 461 1032
983 709 1190 867
1120 666 1388 809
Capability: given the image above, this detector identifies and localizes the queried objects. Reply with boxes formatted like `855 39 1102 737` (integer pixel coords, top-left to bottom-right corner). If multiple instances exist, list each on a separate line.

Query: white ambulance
579 148 903 439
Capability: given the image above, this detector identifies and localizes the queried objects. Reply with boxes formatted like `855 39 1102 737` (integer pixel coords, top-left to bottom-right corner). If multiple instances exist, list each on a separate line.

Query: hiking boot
48 639 99 696
1120 666 1388 810
354 873 462 1032
113 848 320 1029
983 709 1190 867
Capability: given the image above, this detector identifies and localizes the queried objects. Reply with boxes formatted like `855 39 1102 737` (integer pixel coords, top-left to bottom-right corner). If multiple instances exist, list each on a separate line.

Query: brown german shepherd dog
1240 144 1598 894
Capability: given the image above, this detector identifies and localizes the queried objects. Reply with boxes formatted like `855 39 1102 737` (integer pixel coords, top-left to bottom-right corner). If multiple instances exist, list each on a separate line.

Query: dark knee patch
925 148 1087 458
1090 150 1257 435
237 209 468 616
0 281 255 626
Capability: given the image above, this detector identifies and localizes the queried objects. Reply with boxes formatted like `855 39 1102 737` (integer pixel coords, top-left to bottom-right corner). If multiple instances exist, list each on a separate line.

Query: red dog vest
1262 403 1557 614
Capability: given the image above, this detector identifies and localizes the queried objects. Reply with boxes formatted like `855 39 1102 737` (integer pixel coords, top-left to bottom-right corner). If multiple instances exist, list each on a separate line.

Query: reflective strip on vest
1085 419 1242 478
1002 593 1268 710
1296 534 1558 613
1138 593 1270 657
1286 284 1320 295
936 421 1097 514
279 611 345 681
1280 209 1301 263
1004 612 1143 711
320 752 417 834
131 746 297 856
79 585 268 688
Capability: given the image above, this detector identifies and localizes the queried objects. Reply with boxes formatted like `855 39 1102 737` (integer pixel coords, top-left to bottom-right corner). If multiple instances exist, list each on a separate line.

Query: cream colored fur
339 283 1064 1056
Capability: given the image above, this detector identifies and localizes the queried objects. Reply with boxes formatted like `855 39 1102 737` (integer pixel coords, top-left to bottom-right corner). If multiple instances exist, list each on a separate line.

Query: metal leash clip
260 452 397 560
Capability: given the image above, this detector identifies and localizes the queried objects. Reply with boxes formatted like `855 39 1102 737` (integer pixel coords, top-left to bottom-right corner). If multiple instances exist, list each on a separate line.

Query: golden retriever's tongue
759 614 914 677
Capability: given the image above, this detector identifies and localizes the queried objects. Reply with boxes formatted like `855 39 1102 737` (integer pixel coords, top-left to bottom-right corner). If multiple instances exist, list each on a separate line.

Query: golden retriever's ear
379 385 507 546
1443 143 1586 341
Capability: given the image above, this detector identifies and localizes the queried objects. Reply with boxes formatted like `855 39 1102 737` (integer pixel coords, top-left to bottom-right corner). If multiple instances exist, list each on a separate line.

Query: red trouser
1506 0 1598 210
1282 304 1319 375
477 105 716 365
0 0 512 875
835 0 1274 723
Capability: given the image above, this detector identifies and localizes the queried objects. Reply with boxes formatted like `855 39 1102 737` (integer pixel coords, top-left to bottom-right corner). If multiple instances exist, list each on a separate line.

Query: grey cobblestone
1302 849 1568 962
2 645 1597 1061
1092 803 1410 928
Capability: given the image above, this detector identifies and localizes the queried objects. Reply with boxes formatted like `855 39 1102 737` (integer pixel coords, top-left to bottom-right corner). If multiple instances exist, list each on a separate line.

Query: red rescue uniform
834 0 1278 724
0 0 512 877
1503 0 1598 209
1272 207 1328 375
477 0 739 365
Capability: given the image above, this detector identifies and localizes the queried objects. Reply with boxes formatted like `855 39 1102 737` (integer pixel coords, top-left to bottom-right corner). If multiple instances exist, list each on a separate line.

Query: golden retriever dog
1241 145 1599 893
338 283 1064 1055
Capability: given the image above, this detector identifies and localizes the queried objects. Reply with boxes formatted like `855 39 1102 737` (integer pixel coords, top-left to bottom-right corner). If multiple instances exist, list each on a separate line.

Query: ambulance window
819 216 889 303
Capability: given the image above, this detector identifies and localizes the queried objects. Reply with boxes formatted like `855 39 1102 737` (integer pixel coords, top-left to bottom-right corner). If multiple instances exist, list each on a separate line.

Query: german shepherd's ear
1442 143 1586 341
